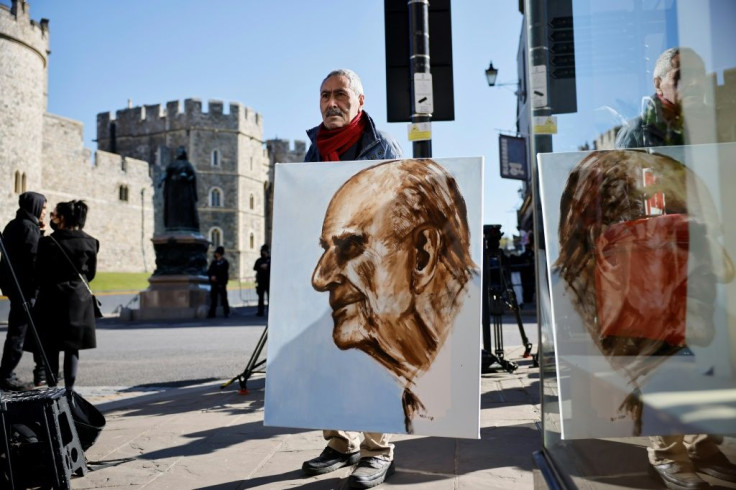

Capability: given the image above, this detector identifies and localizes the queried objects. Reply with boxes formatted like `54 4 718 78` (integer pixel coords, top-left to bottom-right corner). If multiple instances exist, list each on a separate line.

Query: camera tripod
221 325 267 395
482 249 536 373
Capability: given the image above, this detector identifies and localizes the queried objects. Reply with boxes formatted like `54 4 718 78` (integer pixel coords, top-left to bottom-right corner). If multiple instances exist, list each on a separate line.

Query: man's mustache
325 108 344 117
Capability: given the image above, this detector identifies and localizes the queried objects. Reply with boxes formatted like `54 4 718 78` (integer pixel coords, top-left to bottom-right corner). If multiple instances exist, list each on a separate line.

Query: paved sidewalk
69 344 541 489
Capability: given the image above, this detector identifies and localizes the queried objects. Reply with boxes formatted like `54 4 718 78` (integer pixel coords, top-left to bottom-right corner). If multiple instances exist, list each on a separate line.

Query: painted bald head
312 159 477 381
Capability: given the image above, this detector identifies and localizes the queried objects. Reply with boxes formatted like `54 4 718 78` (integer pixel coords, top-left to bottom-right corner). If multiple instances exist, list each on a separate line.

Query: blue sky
12 0 525 237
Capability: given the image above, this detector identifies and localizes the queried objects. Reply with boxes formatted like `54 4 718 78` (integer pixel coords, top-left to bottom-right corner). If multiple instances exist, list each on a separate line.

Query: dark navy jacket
304 111 403 162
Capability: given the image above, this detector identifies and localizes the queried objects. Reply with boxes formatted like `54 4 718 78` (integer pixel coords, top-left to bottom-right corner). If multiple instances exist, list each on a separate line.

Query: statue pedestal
127 233 211 321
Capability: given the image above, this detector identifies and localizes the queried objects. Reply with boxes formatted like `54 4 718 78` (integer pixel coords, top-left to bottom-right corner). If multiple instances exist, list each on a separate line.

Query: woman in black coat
34 200 99 389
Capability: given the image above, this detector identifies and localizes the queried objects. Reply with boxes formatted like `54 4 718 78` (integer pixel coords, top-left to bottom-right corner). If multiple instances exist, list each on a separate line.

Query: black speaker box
1 388 87 489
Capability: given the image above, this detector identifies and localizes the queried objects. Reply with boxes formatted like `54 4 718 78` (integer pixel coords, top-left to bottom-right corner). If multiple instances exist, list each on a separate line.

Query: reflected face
656 53 707 107
312 174 415 349
564 152 728 351
320 75 364 130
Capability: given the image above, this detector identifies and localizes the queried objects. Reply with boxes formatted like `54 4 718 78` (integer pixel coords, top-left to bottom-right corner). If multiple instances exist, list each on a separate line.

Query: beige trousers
324 430 394 461
648 434 722 465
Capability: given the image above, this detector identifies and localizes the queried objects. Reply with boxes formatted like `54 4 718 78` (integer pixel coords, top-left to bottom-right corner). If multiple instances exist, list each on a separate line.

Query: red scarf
316 111 366 161
657 93 681 123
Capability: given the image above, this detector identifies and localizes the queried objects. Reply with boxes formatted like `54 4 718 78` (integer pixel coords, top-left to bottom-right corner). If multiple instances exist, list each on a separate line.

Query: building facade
96 99 271 280
0 0 154 273
264 138 306 245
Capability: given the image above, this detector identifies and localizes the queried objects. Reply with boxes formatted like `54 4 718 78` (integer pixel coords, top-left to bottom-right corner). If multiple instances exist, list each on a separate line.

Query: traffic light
546 0 577 114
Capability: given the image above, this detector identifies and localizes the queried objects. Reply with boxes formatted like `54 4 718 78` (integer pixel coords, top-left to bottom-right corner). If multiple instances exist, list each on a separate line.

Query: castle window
121 157 127 172
14 171 22 194
211 149 220 167
21 173 26 193
210 228 223 248
118 184 129 202
249 193 255 210
249 232 255 249
209 188 223 207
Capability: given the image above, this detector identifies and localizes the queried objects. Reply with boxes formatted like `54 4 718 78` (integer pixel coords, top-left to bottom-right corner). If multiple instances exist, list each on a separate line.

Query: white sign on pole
414 73 434 114
531 65 548 108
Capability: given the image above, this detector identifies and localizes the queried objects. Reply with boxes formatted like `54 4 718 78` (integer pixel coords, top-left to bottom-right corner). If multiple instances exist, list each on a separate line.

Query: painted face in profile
312 159 477 385
311 169 416 350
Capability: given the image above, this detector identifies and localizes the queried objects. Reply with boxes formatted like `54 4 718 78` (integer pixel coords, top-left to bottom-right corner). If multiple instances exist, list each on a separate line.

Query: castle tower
0 0 49 225
97 99 270 280
265 138 306 244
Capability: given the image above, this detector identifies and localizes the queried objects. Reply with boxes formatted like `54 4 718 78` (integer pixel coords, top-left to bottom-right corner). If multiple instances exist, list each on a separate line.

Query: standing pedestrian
34 200 99 390
300 68 402 489
253 244 270 317
0 191 48 390
207 246 230 318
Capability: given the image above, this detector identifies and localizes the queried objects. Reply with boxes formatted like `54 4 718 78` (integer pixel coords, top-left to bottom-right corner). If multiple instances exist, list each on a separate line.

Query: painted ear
413 227 441 293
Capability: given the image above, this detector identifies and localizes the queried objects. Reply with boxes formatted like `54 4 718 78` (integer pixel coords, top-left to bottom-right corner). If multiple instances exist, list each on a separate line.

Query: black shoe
693 451 736 483
650 462 709 490
0 375 34 392
302 446 360 476
348 457 395 488
33 366 47 387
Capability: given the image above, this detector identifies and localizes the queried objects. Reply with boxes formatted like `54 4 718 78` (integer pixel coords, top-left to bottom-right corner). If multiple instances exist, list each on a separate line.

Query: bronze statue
160 146 200 232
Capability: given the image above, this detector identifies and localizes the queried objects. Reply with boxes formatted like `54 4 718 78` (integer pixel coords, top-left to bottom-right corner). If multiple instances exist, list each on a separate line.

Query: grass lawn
89 272 150 292
90 272 254 292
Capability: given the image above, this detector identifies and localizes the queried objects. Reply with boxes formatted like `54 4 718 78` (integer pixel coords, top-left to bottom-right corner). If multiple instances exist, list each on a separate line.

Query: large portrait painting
264 157 483 439
539 144 736 439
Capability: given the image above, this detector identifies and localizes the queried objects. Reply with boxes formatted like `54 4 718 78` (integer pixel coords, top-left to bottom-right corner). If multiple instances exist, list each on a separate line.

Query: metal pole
409 0 432 158
527 0 552 251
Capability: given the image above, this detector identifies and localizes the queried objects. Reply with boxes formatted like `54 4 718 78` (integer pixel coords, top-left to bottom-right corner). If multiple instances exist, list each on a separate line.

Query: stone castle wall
42 114 154 272
1 0 313 279
716 67 736 143
264 138 307 244
97 99 271 279
0 0 48 227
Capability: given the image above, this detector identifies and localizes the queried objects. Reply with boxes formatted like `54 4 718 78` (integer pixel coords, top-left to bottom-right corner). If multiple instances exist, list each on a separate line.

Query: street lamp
485 61 525 99
485 61 499 86
485 61 521 88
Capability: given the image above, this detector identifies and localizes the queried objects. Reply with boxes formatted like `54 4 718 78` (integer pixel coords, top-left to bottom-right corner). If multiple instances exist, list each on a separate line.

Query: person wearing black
34 200 99 390
301 68 402 489
207 246 230 318
253 244 270 317
0 191 48 390
518 233 536 307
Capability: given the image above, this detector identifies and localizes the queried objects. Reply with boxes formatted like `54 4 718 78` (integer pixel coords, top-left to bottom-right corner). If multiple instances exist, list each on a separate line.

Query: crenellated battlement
97 98 263 142
265 138 308 164
0 0 49 67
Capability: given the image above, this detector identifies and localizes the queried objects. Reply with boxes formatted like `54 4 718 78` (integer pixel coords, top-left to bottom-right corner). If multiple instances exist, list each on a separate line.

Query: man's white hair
653 47 679 81
322 68 364 96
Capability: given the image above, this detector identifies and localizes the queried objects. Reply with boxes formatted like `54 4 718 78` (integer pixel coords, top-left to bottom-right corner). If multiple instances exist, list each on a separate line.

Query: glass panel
530 0 736 486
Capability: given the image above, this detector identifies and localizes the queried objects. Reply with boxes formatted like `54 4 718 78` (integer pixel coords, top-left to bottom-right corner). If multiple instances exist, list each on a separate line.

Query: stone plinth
125 233 211 321
150 233 209 277
132 274 210 321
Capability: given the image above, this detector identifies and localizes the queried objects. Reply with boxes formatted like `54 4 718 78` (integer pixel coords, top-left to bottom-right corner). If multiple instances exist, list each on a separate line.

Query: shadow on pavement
94 306 268 330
